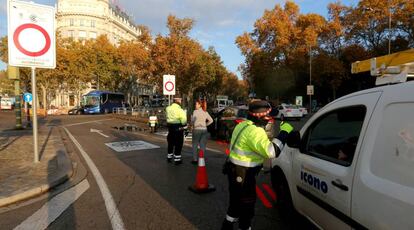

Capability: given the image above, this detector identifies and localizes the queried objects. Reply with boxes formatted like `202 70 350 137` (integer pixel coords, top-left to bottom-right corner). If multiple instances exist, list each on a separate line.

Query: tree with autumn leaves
152 15 246 108
237 0 414 104
0 15 247 109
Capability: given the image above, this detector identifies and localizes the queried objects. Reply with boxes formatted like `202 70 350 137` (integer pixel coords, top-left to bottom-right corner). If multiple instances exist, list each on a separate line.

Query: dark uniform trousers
167 124 184 161
222 162 262 230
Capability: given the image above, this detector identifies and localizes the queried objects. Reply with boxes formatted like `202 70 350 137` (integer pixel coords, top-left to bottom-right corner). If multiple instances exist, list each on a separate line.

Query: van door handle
331 180 349 191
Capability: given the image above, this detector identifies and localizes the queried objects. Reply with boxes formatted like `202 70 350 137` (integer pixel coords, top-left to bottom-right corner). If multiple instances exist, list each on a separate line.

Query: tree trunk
40 84 47 110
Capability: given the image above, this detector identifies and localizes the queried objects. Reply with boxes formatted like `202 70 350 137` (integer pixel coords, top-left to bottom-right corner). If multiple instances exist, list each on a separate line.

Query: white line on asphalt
63 127 125 230
14 179 90 230
90 128 110 138
139 132 223 153
65 119 113 127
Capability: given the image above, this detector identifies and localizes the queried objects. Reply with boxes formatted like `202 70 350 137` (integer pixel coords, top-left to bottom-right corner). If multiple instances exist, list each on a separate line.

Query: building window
91 20 95 28
80 20 84 26
70 18 74 26
69 30 74 38
90 32 97 39
79 31 87 38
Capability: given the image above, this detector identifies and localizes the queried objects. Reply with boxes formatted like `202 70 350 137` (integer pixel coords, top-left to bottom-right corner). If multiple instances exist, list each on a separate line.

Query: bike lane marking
14 179 90 230
63 126 125 230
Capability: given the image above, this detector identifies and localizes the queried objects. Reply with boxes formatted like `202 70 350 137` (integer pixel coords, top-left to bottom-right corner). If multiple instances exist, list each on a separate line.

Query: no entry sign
8 0 56 68
163 75 176 95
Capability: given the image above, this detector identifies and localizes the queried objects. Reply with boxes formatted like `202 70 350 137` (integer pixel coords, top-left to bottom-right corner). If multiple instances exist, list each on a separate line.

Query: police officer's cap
249 100 271 117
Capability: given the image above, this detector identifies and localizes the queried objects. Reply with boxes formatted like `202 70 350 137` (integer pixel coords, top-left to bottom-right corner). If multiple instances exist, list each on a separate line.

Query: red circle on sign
165 81 174 92
13 23 51 57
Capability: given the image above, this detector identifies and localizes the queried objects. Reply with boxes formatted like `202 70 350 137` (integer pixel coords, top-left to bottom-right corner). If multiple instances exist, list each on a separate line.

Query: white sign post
8 0 56 163
163 75 176 105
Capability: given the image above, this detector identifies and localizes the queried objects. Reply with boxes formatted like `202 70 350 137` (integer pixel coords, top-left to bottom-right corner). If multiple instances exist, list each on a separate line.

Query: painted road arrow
90 128 109 138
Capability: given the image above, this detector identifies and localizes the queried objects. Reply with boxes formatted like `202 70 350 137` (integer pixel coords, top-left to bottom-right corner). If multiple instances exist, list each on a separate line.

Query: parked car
68 105 84 115
271 81 414 229
276 104 302 120
210 105 275 141
295 105 308 117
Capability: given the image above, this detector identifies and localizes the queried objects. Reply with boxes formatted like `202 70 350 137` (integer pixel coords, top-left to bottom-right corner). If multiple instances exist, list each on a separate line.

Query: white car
276 104 302 120
271 81 414 229
298 106 308 116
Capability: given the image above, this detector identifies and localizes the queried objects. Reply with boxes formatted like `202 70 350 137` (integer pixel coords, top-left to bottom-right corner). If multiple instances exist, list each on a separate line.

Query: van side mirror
287 131 301 148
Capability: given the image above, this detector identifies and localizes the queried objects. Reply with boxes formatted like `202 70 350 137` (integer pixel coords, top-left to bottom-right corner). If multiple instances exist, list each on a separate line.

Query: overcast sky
0 0 359 75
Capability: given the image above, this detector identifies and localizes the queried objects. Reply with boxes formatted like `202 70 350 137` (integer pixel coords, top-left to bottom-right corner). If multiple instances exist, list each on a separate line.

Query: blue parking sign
23 93 32 103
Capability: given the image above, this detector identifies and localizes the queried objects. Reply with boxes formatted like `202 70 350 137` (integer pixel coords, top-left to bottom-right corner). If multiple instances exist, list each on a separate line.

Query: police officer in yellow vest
221 100 293 230
166 97 187 165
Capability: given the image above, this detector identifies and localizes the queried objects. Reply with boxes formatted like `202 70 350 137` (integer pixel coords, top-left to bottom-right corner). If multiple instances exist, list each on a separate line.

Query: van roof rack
351 49 414 86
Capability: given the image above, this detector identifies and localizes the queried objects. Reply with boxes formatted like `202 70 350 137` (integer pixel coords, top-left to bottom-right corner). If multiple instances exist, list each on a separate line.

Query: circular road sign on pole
8 0 56 69
163 75 176 95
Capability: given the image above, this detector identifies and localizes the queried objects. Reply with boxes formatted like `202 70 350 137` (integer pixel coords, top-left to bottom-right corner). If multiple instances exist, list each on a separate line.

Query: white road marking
139 132 222 153
106 140 160 152
90 128 109 138
63 127 125 230
14 179 90 230
65 119 113 127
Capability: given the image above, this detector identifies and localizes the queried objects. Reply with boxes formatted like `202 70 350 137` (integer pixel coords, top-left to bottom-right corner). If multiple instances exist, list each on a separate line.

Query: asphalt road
0 113 314 230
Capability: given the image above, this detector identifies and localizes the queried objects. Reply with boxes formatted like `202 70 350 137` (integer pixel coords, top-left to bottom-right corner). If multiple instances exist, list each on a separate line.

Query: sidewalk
0 114 73 207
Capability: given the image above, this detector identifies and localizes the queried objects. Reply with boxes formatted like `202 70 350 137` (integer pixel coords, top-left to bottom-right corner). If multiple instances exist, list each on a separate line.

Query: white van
271 81 414 229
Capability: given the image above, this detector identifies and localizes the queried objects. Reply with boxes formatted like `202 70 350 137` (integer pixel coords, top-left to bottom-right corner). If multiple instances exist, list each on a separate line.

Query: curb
0 140 74 208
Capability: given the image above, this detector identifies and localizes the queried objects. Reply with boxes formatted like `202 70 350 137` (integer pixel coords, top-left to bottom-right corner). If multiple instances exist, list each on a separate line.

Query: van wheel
271 168 296 222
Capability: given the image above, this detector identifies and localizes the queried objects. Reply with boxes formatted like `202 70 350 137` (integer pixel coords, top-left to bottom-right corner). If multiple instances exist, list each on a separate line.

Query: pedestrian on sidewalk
166 97 187 165
191 100 213 164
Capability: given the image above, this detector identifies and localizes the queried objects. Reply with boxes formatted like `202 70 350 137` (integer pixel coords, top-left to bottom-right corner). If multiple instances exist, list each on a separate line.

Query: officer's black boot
167 153 173 163
221 219 234 230
174 154 182 165
238 219 251 230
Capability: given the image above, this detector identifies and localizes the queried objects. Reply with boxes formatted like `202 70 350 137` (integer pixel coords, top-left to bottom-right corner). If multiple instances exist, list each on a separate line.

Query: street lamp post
388 0 392 54
365 3 392 54
309 45 312 113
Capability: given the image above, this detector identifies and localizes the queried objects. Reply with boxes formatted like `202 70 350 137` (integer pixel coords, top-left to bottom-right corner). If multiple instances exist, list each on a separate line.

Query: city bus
82 90 124 114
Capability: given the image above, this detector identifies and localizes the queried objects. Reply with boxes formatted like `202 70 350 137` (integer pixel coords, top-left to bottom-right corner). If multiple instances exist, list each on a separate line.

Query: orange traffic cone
188 150 216 193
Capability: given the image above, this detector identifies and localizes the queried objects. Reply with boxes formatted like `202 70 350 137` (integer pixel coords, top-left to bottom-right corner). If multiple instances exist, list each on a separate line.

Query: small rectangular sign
105 141 160 152
307 85 314 95
295 96 303 106
163 75 176 95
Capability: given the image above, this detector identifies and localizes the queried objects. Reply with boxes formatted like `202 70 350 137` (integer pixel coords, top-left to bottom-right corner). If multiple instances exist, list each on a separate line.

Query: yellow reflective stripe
229 157 262 167
232 148 256 156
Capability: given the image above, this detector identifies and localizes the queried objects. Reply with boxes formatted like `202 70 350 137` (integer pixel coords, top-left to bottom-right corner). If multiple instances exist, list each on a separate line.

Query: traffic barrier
188 150 216 193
